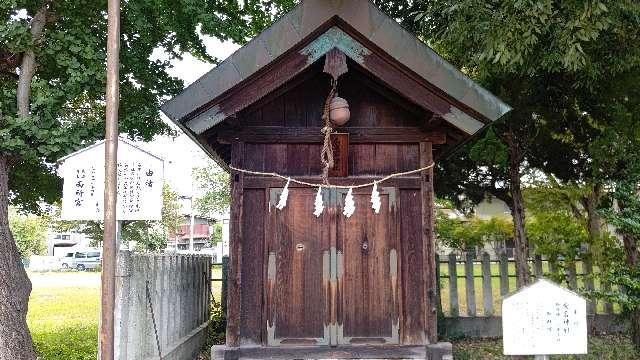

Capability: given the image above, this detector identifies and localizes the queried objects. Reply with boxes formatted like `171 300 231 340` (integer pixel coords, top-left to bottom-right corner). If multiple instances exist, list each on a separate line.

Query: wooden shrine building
162 0 511 358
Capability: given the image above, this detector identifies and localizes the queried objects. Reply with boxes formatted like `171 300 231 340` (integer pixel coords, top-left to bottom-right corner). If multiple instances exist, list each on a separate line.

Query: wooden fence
211 252 622 319
437 252 619 317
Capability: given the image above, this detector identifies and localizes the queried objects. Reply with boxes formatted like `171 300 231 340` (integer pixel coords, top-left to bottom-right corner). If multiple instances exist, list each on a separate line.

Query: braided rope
320 78 338 184
229 163 435 189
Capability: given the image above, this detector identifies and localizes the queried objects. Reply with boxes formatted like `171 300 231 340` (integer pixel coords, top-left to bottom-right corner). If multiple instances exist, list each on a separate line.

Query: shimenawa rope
320 78 338 184
229 163 435 189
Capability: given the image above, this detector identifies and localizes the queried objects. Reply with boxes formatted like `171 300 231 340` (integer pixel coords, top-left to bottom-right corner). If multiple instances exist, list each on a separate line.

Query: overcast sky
137 35 240 198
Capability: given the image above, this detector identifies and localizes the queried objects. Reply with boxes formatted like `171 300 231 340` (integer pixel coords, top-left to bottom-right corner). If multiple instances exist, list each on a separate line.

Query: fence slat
583 258 595 314
481 253 493 316
499 253 509 296
465 252 476 317
602 281 614 314
534 255 543 279
549 258 558 275
222 255 229 316
567 261 578 290
448 254 459 317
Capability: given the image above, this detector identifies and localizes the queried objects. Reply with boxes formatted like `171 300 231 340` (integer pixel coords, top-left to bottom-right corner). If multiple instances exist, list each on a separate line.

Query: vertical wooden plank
499 253 509 296
396 144 419 172
244 143 265 172
534 255 543 279
465 252 476 317
420 141 437 343
481 253 493 316
567 261 578 290
448 254 459 317
240 189 265 345
286 144 310 175
549 258 558 276
602 281 613 314
261 97 285 126
227 141 244 348
375 144 398 174
221 255 228 316
399 189 426 345
583 258 595 314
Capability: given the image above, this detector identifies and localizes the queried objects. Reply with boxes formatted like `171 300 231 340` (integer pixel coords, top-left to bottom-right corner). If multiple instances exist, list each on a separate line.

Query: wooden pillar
227 141 244 348
420 141 437 343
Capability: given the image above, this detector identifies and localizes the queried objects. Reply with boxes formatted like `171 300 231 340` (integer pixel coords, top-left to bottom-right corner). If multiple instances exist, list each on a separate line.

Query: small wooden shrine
162 0 511 358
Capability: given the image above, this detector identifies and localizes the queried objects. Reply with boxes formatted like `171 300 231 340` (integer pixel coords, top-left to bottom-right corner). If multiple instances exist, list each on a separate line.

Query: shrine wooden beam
217 127 446 145
420 141 438 343
227 141 244 348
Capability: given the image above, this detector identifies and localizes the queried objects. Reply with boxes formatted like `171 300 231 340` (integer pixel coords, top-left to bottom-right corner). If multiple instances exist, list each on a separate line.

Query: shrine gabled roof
161 0 511 140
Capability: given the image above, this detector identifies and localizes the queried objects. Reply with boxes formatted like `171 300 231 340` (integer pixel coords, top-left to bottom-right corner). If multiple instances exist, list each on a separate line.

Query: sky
136 35 240 198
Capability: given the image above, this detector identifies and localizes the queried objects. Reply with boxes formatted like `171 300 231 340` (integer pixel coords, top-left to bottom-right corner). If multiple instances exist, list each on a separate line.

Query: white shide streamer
371 182 381 214
275 178 291 210
343 187 355 218
313 187 324 217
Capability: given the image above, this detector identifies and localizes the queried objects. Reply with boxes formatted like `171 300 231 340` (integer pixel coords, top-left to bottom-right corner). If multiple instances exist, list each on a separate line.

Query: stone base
212 343 453 360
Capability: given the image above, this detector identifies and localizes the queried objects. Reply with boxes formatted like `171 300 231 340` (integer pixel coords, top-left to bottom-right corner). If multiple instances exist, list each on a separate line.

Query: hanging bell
329 96 350 126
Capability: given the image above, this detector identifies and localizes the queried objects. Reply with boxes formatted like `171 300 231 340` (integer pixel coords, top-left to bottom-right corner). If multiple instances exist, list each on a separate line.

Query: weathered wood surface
420 141 437 343
267 188 330 345
324 48 348 80
499 252 509 296
240 189 265 345
481 253 493 316
217 127 446 144
328 133 349 178
464 253 476 317
448 254 459 317
227 142 244 348
336 188 398 343
399 189 427 344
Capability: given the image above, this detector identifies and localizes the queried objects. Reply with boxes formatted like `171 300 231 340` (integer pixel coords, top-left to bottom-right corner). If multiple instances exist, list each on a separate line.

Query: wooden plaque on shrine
328 133 348 177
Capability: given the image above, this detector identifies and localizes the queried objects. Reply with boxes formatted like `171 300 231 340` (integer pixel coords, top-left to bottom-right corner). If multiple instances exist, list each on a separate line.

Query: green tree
1 2 294 355
8 207 47 258
417 0 640 288
210 221 223 247
194 166 230 216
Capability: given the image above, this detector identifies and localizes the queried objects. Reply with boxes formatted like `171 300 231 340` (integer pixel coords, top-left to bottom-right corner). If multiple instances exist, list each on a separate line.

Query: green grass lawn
27 268 223 360
28 271 100 360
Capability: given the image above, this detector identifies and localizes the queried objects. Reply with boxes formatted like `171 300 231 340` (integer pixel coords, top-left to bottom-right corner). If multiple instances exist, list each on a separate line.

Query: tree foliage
8 207 47 257
435 211 512 254
0 0 295 213
194 166 230 216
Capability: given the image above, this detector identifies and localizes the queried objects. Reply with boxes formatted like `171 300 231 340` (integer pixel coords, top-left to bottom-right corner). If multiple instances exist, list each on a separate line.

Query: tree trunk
0 154 37 360
632 307 640 351
506 132 531 288
17 2 50 117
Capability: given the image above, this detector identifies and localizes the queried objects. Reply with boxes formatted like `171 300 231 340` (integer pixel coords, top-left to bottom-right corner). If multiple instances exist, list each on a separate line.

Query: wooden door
266 188 332 346
335 187 400 344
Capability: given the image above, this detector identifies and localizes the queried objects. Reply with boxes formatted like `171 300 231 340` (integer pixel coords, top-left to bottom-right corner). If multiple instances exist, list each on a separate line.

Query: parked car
60 250 102 271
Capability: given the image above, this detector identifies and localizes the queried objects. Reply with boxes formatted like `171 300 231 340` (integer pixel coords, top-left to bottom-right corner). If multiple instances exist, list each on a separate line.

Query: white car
60 250 102 271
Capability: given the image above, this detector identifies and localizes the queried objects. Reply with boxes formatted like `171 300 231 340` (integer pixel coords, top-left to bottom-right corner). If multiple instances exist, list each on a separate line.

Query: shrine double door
265 187 400 346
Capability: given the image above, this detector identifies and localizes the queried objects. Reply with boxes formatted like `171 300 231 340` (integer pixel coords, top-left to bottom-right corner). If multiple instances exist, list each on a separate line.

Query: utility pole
100 0 120 358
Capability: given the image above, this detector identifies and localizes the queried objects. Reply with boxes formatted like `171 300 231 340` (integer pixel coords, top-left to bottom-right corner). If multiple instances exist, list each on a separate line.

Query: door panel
336 187 399 344
266 188 331 346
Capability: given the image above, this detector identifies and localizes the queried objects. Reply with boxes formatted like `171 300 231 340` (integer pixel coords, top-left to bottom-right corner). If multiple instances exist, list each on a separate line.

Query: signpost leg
534 356 550 360
100 0 120 359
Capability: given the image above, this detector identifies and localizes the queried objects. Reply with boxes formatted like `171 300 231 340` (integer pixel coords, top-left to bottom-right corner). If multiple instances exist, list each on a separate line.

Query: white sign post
502 278 588 358
58 138 164 222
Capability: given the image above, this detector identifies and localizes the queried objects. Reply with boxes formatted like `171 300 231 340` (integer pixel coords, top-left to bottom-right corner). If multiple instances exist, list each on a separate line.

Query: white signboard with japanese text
502 279 588 356
59 139 164 221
